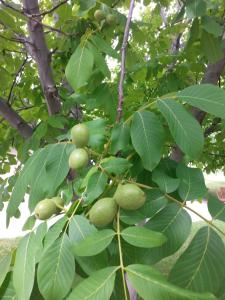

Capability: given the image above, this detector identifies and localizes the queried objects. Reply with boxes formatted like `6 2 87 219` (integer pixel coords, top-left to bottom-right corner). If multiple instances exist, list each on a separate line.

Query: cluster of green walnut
94 9 117 26
34 124 146 227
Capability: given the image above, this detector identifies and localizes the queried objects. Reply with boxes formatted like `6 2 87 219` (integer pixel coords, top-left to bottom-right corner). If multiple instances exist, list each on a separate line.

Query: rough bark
0 98 33 138
170 50 225 162
23 0 61 115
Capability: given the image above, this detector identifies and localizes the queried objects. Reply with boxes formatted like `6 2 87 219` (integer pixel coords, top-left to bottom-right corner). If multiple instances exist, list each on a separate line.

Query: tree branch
23 0 61 116
170 49 225 162
32 0 68 17
7 56 28 104
204 117 221 137
116 0 135 123
0 98 33 138
0 0 71 36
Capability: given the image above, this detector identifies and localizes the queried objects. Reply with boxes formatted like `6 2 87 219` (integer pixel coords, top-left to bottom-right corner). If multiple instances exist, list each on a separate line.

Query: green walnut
68 148 89 170
35 199 56 220
71 123 89 148
106 14 117 25
51 196 64 213
114 183 146 210
89 197 118 227
94 9 106 21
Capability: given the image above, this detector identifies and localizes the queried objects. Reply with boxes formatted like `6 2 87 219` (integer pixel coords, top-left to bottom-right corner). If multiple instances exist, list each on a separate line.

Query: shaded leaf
38 234 75 300
86 171 108 203
178 84 225 119
0 253 11 287
126 264 216 300
65 45 94 90
131 111 165 171
13 233 36 300
208 193 225 222
169 227 225 294
145 203 192 263
157 99 204 158
176 164 207 200
101 157 132 175
67 267 118 300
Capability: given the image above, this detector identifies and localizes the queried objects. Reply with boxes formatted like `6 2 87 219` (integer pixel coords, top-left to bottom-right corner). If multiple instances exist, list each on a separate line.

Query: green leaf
176 164 207 201
7 144 74 221
157 99 204 158
121 226 167 248
201 16 223 37
126 264 217 300
186 0 207 18
38 234 75 300
178 84 225 119
35 222 48 261
0 273 17 300
88 43 110 78
73 229 115 256
109 122 130 155
69 215 97 244
13 233 36 300
7 149 45 221
201 30 224 63
78 0 96 12
169 227 225 294
131 111 165 171
22 215 36 231
86 170 108 203
68 215 108 274
152 165 180 194
145 203 192 263
29 143 74 211
91 34 119 59
43 217 67 250
0 253 11 287
208 193 225 222
101 157 132 175
85 118 107 150
65 45 94 90
67 267 118 300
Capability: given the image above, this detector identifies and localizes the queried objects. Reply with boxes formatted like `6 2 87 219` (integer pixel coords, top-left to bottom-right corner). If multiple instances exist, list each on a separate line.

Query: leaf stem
116 210 128 300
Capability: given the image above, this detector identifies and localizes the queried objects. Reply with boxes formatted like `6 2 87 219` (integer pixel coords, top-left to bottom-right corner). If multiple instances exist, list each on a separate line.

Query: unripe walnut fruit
94 9 106 21
106 14 117 25
51 196 64 213
69 148 89 170
35 199 56 220
89 197 118 227
71 124 89 148
114 184 146 210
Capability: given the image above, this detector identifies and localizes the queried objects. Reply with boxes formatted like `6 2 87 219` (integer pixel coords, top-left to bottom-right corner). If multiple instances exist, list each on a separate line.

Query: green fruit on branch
94 9 106 21
71 123 89 148
51 196 64 213
89 197 118 227
69 148 89 170
35 199 57 220
106 14 117 25
114 183 146 210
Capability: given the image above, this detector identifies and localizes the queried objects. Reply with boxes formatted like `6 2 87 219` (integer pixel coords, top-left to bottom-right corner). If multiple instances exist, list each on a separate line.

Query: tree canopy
0 1 225 300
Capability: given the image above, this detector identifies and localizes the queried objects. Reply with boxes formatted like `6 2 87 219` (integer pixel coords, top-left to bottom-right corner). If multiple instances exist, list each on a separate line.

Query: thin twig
0 0 71 37
32 0 68 17
7 56 28 104
116 0 135 123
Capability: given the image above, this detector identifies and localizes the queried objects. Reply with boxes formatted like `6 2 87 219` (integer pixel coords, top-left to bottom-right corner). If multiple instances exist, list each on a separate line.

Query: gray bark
0 98 33 138
23 0 61 115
